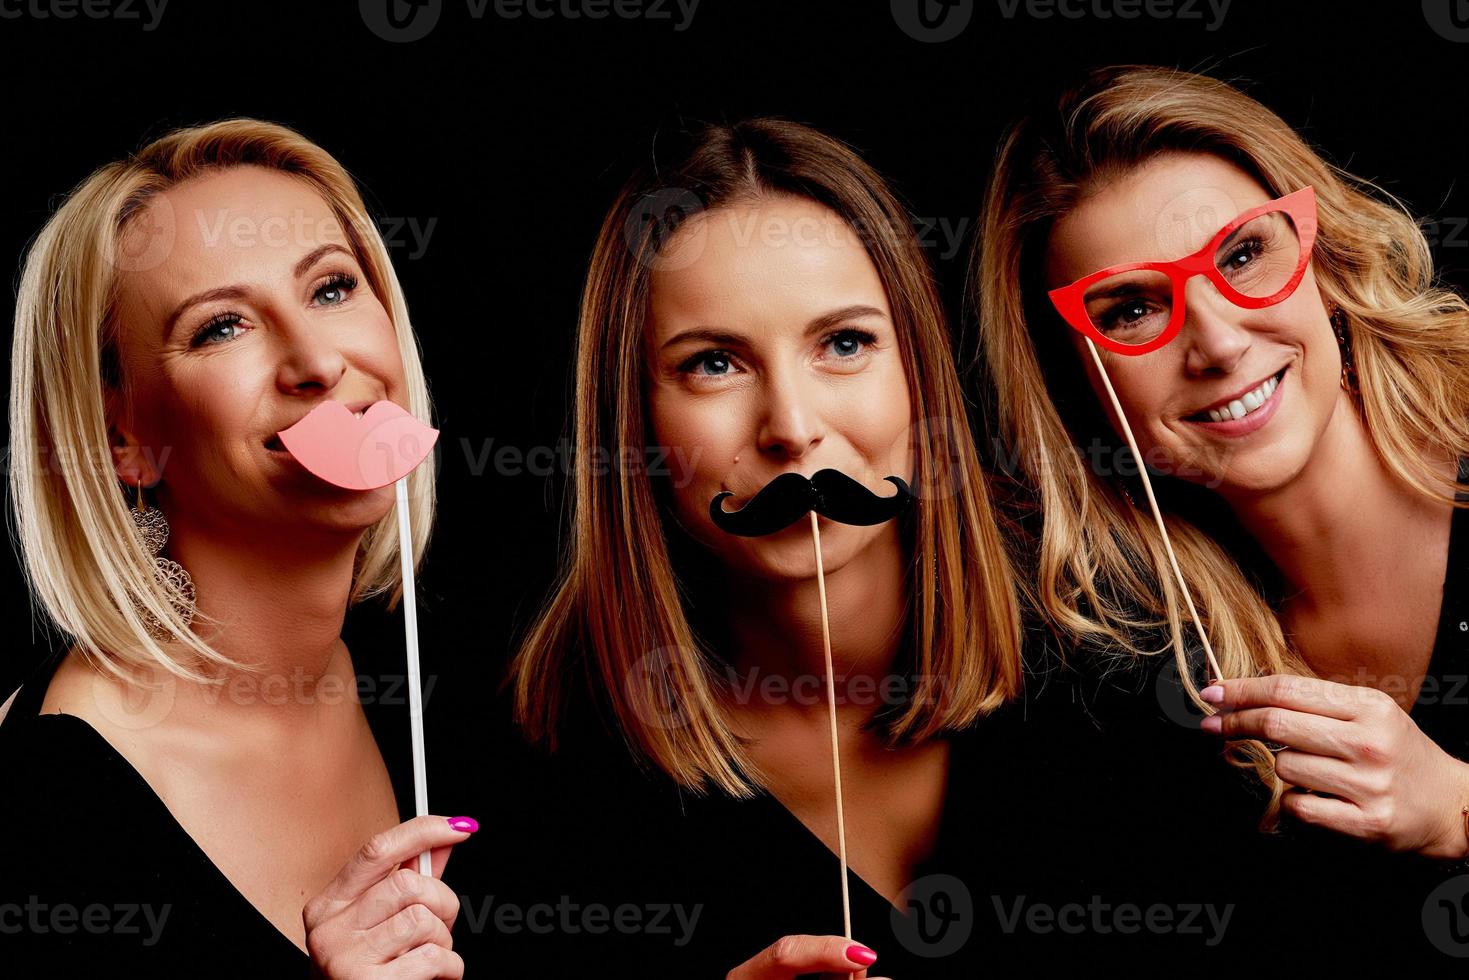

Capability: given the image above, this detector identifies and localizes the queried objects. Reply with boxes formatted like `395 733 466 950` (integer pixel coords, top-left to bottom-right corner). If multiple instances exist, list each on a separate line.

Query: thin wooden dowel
1084 337 1226 683
808 511 853 960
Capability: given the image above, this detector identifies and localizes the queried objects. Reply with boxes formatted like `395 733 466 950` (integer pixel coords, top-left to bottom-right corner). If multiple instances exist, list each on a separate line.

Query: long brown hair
511 118 1024 796
972 65 1469 820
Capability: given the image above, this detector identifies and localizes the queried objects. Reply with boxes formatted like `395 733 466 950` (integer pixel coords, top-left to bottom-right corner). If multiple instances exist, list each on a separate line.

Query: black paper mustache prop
709 468 912 537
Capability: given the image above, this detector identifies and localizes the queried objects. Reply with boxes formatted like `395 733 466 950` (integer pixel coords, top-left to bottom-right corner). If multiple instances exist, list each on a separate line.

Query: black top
446 670 1316 974
1026 455 1469 969
449 682 1114 976
4 463 1462 975
0 631 418 978
450 458 1469 974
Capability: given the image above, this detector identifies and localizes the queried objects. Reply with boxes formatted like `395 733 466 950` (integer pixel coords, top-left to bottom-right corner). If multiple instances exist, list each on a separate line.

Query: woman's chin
281 491 397 535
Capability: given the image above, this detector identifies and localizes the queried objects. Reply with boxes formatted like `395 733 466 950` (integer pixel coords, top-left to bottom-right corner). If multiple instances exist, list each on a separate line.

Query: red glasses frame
1047 186 1319 356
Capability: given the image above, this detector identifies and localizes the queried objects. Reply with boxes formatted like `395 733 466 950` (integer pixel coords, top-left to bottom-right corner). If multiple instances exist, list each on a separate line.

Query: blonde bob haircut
511 118 1025 797
972 65 1469 819
10 118 436 684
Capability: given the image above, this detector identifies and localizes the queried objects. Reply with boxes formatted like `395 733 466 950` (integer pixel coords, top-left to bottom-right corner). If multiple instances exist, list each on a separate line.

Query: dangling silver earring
130 477 196 638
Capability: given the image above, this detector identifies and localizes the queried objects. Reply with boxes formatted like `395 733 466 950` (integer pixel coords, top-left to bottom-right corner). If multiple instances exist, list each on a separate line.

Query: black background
3 0 1468 880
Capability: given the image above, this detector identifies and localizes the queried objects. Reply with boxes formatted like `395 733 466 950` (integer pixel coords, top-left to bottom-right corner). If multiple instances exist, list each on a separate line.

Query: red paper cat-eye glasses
1047 186 1319 356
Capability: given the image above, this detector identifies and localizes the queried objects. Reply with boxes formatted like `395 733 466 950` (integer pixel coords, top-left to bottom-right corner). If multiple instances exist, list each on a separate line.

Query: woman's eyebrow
163 285 248 340
161 243 356 341
1083 279 1150 303
660 326 748 351
659 304 888 352
293 242 353 278
806 304 887 335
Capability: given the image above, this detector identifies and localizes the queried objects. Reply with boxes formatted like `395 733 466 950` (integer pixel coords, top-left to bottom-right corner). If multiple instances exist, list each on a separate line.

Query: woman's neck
722 521 908 728
159 510 364 719
1219 394 1455 673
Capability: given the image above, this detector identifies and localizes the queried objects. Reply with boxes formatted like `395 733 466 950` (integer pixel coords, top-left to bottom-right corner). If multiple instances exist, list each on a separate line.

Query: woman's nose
273 310 348 394
756 367 824 460
1180 278 1252 376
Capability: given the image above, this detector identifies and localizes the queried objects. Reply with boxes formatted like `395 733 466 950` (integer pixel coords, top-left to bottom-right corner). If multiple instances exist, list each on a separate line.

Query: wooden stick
808 511 853 960
1083 337 1226 683
395 476 432 876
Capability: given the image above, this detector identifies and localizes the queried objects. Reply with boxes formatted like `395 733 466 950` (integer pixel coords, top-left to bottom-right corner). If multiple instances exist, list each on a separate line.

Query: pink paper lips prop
276 400 439 490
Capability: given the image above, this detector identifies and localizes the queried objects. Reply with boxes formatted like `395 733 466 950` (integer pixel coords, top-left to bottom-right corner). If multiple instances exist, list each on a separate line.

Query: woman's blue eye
826 328 877 358
314 272 358 306
191 314 244 347
686 351 733 376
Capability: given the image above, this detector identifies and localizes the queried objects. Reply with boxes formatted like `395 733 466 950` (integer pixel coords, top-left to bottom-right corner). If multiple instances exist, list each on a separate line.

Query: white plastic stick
395 476 432 876
1084 337 1225 682
808 511 853 964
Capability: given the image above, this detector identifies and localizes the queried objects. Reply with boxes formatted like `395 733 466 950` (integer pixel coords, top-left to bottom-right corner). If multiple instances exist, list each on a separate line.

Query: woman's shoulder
0 686 309 973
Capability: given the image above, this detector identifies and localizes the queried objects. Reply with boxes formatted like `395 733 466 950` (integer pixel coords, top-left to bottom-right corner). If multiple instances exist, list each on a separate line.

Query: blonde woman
973 65 1469 908
446 117 1031 976
1 120 476 976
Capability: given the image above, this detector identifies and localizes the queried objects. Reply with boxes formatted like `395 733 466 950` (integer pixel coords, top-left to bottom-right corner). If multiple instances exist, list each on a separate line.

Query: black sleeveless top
444 680 1121 976
1025 455 1469 969
0 626 419 977
440 459 1469 973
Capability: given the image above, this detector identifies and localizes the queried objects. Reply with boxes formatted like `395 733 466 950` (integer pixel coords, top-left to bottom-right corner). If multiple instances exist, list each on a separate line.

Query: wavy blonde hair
511 118 1024 797
10 118 437 684
972 65 1469 822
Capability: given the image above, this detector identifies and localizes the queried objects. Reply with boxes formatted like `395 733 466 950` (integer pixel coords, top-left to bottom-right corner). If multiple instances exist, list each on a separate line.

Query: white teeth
353 410 365 419
1202 373 1279 422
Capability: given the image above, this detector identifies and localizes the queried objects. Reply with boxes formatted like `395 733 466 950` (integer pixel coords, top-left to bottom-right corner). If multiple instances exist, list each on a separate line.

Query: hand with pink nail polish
724 935 890 980
303 814 478 979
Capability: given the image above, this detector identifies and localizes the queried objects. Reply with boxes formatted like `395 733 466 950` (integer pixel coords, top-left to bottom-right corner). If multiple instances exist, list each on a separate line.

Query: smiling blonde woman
1 119 475 977
970 64 1469 960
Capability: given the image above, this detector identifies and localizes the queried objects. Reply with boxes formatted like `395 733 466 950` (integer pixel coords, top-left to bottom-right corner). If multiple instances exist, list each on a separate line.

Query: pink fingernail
1200 685 1225 704
1200 715 1222 733
845 944 878 966
447 816 479 833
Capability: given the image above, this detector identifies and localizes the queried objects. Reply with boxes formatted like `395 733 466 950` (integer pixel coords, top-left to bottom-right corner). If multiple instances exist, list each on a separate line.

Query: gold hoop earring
1331 306 1360 395
129 477 196 638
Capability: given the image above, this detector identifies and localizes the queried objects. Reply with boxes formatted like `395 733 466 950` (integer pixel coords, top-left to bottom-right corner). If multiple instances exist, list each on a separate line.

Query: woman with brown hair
972 64 1469 957
448 116 1037 976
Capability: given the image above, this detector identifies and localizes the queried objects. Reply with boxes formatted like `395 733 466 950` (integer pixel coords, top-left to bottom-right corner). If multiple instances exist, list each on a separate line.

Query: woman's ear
105 386 159 488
